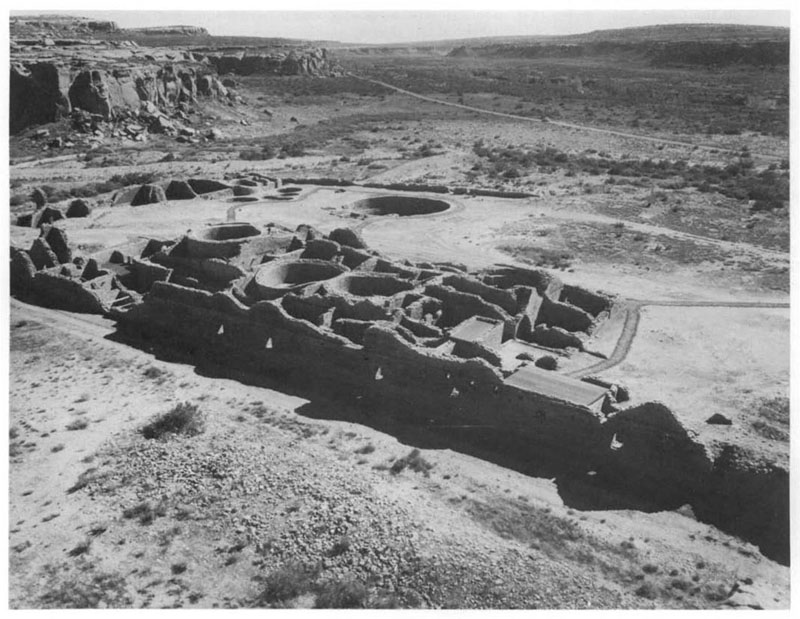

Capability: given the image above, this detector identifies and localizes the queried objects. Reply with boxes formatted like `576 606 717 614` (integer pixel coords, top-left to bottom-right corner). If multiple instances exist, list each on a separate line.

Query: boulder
81 258 102 280
707 413 733 425
28 237 59 269
131 184 167 206
10 247 36 293
41 226 72 264
33 206 65 227
296 224 322 242
109 250 126 264
31 187 47 207
15 213 33 227
165 180 198 200
329 227 367 249
287 236 304 252
66 198 91 218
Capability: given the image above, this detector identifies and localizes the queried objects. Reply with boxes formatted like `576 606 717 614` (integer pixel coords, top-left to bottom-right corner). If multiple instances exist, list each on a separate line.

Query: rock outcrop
131 184 167 206
10 59 231 134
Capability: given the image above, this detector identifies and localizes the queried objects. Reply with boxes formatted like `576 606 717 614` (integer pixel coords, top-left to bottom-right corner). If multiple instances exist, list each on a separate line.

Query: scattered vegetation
750 396 789 442
66 419 89 431
140 402 206 440
252 562 320 606
535 355 559 370
314 578 368 609
389 449 434 476
36 562 132 608
122 500 168 525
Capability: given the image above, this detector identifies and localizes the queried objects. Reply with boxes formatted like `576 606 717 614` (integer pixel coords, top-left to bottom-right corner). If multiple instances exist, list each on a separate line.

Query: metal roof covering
504 365 608 407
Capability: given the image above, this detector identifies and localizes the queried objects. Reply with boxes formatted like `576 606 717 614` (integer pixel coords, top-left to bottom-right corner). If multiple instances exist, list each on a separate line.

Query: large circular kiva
349 195 450 217
325 272 415 297
194 223 261 241
252 259 349 299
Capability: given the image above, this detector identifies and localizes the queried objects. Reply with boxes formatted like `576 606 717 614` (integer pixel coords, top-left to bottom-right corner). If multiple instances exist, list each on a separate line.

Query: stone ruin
8 211 789 564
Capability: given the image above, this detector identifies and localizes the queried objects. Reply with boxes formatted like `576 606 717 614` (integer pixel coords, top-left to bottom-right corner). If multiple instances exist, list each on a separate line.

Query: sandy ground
601 306 790 462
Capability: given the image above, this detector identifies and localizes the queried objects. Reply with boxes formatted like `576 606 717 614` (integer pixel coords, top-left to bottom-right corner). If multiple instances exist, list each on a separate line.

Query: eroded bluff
10 59 230 134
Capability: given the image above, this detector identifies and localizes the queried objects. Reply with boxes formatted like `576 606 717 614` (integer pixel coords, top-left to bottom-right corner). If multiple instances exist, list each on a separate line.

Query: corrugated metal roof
504 365 608 407
450 316 502 343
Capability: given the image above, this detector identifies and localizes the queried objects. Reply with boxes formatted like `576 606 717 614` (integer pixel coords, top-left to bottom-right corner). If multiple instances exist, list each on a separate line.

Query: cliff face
10 15 342 133
203 48 342 77
10 60 230 134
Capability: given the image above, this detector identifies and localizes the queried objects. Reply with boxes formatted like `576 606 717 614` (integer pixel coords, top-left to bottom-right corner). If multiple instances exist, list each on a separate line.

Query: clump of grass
635 581 658 600
171 562 187 575
67 467 106 494
66 419 89 431
314 578 368 609
355 443 375 455
253 562 320 606
68 539 92 557
122 500 167 525
143 366 167 381
390 449 434 476
535 355 558 371
328 536 351 557
141 402 205 440
750 396 789 442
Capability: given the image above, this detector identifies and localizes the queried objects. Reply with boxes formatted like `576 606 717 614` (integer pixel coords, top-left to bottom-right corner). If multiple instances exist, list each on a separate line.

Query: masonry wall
29 271 109 314
122 282 606 464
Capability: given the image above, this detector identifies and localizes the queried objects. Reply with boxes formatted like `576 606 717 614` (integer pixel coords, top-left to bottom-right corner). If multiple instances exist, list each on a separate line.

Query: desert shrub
535 355 558 371
143 365 166 380
314 578 368 609
66 419 89 431
122 500 167 525
635 581 658 600
140 402 205 440
37 567 132 608
390 449 434 476
254 563 319 606
10 194 27 207
751 396 789 442
355 443 375 455
328 536 351 556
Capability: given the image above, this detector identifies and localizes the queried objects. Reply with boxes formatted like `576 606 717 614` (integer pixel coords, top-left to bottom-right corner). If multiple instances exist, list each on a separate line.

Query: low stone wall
425 284 516 338
538 296 594 333
559 284 613 317
441 274 520 315
130 257 172 292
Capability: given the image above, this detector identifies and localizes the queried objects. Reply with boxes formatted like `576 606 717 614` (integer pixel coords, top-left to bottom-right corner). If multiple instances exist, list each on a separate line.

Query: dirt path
349 73 784 162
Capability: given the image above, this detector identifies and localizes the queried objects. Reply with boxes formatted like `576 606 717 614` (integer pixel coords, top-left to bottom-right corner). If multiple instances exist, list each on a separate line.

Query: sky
10 2 792 44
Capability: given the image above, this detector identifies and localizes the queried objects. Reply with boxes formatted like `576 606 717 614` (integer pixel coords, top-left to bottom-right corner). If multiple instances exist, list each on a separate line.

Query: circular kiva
193 223 261 241
252 259 349 299
348 195 451 217
325 272 415 298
